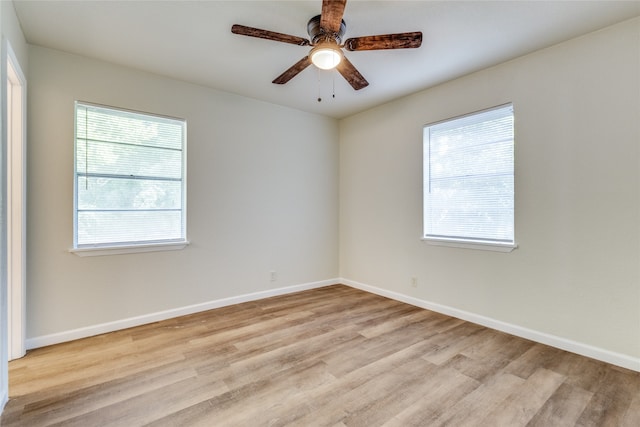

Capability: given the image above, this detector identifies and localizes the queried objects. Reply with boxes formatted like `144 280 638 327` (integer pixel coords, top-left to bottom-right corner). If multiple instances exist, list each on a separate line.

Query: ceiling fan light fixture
310 44 342 70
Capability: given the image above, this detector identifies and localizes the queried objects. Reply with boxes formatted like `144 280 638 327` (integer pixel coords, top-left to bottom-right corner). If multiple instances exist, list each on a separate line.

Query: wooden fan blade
273 56 312 84
336 56 369 90
321 0 347 34
344 32 422 51
231 24 310 46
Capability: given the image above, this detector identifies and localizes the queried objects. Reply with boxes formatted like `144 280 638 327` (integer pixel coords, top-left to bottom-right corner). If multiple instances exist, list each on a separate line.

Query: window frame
422 103 517 252
70 101 188 256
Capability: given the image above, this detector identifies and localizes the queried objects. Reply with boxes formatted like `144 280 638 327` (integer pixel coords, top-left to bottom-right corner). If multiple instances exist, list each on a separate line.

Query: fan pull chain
332 74 336 99
317 68 322 102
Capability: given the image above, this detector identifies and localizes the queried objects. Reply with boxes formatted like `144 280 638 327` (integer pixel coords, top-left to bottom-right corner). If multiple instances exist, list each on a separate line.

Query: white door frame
5 40 26 361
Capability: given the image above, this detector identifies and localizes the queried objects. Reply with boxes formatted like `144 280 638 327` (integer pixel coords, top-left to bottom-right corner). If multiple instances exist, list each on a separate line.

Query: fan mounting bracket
307 14 346 45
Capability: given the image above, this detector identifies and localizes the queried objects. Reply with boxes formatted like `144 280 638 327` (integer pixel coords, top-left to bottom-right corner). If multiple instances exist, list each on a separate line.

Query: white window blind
423 104 514 247
74 102 186 248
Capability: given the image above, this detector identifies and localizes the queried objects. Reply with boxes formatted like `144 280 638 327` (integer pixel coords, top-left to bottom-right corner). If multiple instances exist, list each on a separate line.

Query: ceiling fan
231 0 422 90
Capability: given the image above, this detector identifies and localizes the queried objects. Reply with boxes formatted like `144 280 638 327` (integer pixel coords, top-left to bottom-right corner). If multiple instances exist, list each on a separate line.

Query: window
423 104 515 251
73 102 187 253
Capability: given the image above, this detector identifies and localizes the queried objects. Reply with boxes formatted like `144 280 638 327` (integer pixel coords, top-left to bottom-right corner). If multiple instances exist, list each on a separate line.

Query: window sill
422 237 517 252
69 241 190 257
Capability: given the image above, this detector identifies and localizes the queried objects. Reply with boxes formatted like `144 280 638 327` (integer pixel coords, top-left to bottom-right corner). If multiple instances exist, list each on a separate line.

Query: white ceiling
13 0 640 118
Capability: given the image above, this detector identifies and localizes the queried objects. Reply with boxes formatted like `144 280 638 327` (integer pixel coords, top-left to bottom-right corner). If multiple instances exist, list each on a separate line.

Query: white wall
1 1 27 69
340 18 640 366
26 46 339 341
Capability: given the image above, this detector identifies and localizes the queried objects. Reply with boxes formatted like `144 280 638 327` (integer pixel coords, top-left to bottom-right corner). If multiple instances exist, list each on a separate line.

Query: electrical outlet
270 271 277 282
411 277 418 288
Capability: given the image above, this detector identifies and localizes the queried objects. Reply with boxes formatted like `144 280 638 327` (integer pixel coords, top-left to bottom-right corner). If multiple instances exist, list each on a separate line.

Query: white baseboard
341 278 640 372
25 279 338 350
25 277 639 372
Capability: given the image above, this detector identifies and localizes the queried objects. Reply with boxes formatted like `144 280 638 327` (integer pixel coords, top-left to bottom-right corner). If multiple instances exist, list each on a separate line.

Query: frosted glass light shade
310 45 342 70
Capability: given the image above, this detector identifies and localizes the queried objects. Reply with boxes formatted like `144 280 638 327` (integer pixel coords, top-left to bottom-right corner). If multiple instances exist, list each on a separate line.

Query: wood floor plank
53 376 229 427
381 367 480 426
430 372 526 426
503 342 566 379
265 339 442 426
17 367 201 426
477 368 565 425
460 329 535 366
150 359 335 427
334 358 440 426
544 350 611 393
621 391 640 427
575 367 640 427
421 323 489 365
288 347 439 426
321 322 433 378
526 382 594 427
10 348 186 398
2 284 638 427
441 353 508 383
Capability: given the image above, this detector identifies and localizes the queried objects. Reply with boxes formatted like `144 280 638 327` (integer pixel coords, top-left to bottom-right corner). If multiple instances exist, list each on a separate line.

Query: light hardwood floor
1 285 639 426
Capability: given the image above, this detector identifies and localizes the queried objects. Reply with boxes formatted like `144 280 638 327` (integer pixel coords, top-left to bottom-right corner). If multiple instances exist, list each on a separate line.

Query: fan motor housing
307 14 346 44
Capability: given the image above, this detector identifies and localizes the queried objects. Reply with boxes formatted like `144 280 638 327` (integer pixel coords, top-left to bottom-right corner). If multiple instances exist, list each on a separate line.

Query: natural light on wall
423 103 515 251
